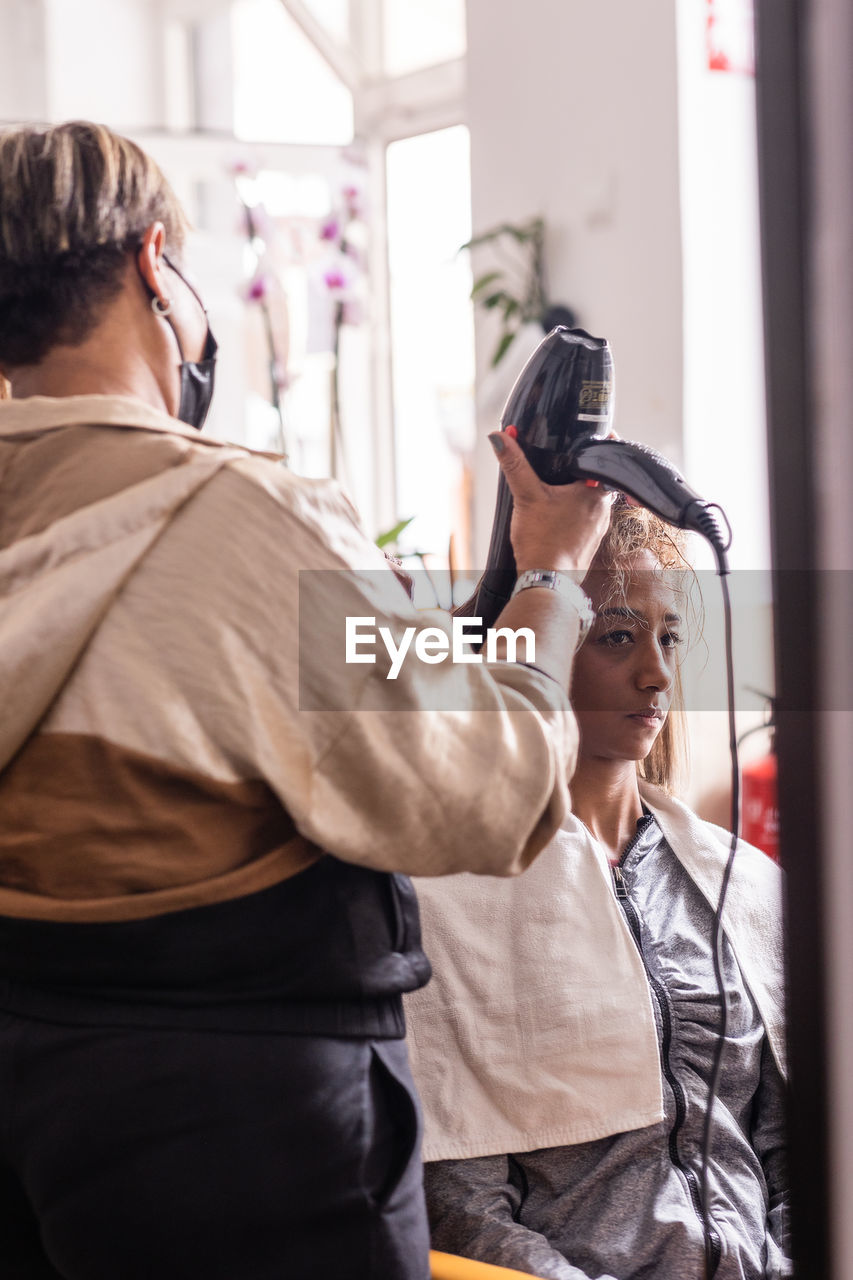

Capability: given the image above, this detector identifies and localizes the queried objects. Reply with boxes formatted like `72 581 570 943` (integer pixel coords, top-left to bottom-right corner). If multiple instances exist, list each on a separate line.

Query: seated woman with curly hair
405 498 788 1280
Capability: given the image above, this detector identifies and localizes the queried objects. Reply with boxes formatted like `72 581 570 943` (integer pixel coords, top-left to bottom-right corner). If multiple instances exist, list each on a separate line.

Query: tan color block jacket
0 396 579 925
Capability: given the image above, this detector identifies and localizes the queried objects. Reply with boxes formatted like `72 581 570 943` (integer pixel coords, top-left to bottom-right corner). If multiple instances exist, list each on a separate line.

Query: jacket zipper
612 860 723 1275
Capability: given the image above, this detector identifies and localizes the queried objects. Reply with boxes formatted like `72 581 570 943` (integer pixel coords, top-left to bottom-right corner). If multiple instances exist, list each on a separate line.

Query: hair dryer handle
569 437 727 550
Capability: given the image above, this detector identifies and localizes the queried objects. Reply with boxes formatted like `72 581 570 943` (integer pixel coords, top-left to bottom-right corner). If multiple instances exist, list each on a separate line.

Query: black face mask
160 254 218 431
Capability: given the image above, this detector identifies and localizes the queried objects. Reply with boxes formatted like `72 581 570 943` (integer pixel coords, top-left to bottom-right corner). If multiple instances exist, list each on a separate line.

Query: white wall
674 2 773 815
465 0 684 566
0 0 49 120
37 0 233 130
677 0 769 574
464 0 776 820
0 1 360 477
44 0 164 128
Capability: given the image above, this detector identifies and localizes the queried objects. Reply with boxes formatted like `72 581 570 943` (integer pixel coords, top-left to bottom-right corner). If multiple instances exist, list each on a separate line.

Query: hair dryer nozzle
499 327 615 483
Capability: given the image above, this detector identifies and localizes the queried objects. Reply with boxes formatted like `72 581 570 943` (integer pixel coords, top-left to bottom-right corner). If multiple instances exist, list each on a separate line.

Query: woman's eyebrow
595 607 683 627
597 607 635 621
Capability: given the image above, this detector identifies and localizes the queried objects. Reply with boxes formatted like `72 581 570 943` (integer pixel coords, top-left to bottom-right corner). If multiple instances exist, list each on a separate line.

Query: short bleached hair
0 120 188 367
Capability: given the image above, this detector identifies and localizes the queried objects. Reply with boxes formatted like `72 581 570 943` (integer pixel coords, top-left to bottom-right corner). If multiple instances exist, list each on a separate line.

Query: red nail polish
505 424 518 440
585 479 600 488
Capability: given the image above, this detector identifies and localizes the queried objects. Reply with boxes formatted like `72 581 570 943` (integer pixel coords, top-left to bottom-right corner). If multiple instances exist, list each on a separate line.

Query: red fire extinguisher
738 692 779 862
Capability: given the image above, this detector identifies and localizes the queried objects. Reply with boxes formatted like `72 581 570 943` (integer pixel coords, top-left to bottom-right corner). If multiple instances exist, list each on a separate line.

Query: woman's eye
661 631 683 649
599 629 634 647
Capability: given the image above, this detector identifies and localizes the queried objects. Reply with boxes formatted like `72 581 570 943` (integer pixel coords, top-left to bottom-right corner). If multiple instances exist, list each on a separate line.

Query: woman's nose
636 640 673 692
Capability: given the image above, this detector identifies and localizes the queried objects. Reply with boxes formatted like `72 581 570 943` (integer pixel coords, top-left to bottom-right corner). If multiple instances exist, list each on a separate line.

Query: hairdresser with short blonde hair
0 121 611 1279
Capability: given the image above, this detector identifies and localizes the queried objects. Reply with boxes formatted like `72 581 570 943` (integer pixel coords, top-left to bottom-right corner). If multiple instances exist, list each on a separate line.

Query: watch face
509 571 594 654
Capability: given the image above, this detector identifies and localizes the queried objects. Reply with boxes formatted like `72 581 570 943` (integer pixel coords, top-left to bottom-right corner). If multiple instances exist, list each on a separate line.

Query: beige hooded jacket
0 395 579 923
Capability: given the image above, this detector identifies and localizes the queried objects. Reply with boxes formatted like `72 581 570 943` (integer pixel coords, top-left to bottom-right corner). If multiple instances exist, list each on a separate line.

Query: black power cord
697 523 741 1280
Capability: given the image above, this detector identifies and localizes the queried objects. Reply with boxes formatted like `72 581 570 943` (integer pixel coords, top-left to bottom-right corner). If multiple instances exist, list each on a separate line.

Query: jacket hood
0 397 242 771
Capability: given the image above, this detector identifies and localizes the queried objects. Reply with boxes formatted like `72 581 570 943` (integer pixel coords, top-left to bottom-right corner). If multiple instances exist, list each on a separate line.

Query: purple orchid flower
342 183 364 218
323 266 349 292
242 272 272 303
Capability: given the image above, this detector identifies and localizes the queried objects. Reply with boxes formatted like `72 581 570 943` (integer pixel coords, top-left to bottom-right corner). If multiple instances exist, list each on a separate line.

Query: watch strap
510 569 595 643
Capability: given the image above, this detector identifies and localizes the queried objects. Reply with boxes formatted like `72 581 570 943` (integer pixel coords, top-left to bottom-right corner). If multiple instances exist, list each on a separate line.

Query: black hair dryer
465 326 729 628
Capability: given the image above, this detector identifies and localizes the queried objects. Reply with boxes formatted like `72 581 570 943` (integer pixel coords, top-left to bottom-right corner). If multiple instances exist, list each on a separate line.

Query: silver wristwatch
510 569 596 644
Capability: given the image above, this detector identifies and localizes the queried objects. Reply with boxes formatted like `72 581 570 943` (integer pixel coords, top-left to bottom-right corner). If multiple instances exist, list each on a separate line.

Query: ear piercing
151 296 174 317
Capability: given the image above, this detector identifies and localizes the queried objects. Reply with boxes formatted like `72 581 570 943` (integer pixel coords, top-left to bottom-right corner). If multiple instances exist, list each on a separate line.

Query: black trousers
0 1009 430 1279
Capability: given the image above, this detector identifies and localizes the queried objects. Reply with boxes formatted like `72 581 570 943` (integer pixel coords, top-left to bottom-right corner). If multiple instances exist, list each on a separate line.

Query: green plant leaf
503 223 536 243
462 216 551 366
483 291 516 310
491 330 517 367
460 230 497 251
376 516 414 549
470 271 503 297
463 218 543 250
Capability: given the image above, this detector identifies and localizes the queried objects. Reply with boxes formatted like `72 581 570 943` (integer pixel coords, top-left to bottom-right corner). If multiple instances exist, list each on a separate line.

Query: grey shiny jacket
424 815 790 1280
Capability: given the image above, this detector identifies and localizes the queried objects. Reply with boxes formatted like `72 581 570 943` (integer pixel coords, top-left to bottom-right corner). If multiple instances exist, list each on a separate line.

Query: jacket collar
0 394 224 446
640 782 787 1079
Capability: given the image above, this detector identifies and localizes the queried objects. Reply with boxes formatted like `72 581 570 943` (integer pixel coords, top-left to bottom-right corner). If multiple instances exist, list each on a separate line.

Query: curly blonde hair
583 495 696 793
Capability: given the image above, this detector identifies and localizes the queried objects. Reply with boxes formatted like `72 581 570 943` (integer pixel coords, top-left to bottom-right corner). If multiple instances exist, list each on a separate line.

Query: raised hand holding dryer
466 326 729 628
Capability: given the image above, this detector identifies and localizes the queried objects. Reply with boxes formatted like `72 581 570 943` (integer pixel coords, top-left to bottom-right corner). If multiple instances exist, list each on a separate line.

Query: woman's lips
628 709 663 725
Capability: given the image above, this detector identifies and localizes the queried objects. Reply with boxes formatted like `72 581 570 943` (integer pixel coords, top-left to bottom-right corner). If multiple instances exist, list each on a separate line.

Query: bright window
386 125 476 584
301 0 351 44
232 0 353 144
382 0 466 76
